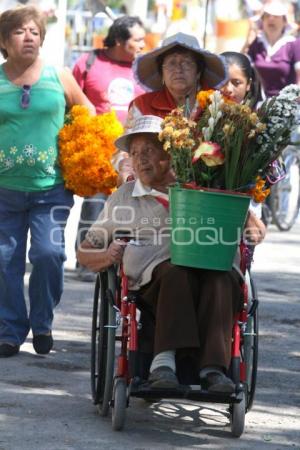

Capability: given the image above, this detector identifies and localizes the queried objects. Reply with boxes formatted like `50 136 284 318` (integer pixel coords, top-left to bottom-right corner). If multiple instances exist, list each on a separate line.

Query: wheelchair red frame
90 242 258 437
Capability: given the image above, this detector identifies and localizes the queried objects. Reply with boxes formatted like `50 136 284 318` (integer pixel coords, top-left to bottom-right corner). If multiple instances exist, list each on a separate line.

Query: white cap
114 115 163 152
263 2 288 17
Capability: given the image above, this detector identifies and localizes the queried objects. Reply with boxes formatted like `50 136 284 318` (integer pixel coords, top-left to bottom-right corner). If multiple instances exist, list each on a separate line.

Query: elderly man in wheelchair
77 115 265 395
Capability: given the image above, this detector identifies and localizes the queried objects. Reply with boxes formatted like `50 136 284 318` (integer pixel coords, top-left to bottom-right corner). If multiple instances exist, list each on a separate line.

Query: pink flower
192 141 225 167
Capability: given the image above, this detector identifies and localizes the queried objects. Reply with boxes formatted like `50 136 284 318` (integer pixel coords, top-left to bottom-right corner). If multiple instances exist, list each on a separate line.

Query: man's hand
117 158 135 186
105 241 126 266
76 239 126 272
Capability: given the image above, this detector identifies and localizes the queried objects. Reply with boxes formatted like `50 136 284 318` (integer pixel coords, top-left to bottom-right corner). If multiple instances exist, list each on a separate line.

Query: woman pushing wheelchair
77 115 266 393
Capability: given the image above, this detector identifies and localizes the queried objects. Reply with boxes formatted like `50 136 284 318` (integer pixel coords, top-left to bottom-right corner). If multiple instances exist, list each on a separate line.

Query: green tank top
0 65 66 191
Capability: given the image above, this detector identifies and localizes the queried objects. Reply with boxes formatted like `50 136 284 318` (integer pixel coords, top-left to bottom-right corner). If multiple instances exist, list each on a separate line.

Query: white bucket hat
263 2 288 17
114 115 163 152
133 32 227 91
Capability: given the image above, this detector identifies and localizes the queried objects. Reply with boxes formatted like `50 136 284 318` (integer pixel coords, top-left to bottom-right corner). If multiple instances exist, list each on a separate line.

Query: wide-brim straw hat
133 32 227 91
115 115 163 152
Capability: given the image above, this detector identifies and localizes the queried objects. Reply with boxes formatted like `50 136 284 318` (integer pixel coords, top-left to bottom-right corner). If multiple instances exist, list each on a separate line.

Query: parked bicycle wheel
270 147 300 231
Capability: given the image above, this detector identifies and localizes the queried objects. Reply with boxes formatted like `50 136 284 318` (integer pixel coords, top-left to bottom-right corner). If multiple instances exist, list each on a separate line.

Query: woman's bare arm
58 67 96 115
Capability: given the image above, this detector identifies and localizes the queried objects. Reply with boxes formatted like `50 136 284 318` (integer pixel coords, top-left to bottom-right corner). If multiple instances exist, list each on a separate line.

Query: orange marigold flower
196 89 215 109
59 106 123 197
248 176 271 203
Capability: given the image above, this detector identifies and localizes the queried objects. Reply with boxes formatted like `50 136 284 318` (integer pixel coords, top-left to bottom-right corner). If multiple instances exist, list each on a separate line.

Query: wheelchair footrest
130 378 244 404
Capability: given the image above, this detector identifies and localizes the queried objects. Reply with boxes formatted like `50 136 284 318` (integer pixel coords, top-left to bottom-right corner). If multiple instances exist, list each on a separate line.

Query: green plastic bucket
169 186 251 271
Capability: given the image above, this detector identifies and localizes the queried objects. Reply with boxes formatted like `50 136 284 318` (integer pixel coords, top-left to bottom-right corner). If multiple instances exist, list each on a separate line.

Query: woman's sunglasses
20 85 31 109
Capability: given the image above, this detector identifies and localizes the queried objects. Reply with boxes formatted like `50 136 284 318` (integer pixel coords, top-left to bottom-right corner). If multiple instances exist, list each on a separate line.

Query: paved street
0 209 299 450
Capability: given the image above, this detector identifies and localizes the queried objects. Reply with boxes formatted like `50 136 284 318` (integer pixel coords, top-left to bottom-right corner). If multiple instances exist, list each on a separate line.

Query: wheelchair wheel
230 391 246 438
270 148 300 231
112 378 127 431
90 269 117 416
244 276 259 411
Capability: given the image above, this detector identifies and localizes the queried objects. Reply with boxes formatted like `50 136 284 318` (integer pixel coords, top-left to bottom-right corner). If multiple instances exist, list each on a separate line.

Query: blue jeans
0 184 74 345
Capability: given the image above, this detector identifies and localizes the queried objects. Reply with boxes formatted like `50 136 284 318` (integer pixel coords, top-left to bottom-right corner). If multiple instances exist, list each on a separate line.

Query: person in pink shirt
72 16 146 281
72 16 145 122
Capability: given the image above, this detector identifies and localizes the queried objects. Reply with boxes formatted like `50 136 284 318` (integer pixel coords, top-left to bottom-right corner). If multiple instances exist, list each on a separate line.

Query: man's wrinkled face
129 134 170 187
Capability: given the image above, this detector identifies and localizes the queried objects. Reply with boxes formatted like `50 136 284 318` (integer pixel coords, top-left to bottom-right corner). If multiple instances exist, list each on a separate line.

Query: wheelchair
90 243 259 438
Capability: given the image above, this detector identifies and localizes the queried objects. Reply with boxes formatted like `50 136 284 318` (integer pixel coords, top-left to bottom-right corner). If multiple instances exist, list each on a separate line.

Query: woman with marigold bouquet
0 6 95 358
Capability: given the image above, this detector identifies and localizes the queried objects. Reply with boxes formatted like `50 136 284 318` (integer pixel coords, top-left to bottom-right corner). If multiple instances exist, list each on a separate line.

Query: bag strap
82 49 101 90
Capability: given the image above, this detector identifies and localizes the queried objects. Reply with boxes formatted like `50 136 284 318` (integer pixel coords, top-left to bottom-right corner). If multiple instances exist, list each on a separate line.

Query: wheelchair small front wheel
230 391 246 438
112 378 127 431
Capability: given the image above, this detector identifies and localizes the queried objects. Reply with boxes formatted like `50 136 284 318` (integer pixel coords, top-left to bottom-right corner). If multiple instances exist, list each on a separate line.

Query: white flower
216 111 222 121
16 156 24 164
256 83 300 155
279 84 300 98
23 144 36 158
45 165 55 175
4 158 14 169
202 126 211 141
208 117 215 129
27 158 35 166
208 103 214 115
270 117 280 124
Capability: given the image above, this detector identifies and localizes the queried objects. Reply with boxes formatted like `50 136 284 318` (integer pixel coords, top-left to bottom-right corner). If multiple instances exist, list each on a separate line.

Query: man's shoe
203 372 235 393
0 343 20 357
33 333 53 355
148 366 179 389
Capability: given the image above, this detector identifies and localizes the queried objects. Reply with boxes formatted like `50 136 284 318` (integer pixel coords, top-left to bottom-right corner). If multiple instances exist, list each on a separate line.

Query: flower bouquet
160 85 300 194
158 85 300 270
59 106 123 197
